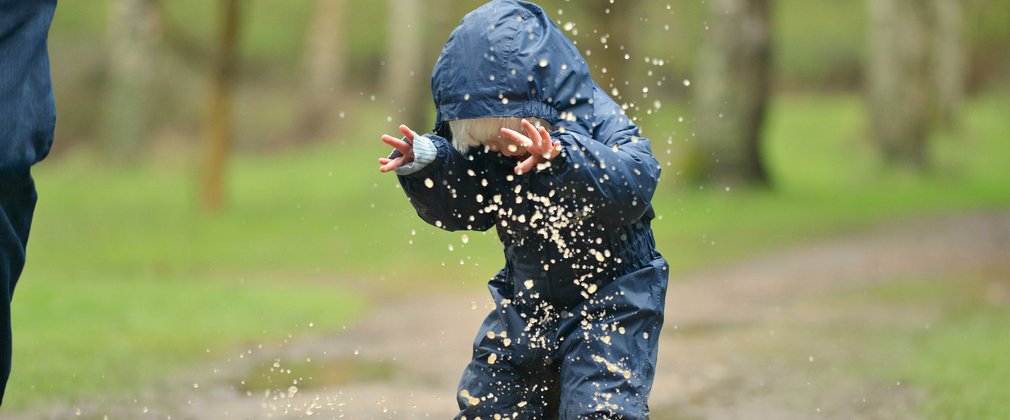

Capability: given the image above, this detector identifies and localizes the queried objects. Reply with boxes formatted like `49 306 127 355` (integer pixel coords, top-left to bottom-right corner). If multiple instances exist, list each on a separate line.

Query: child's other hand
378 124 417 173
501 119 562 175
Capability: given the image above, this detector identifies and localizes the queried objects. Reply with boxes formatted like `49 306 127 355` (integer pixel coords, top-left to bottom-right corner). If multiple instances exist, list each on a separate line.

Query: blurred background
7 0 1010 417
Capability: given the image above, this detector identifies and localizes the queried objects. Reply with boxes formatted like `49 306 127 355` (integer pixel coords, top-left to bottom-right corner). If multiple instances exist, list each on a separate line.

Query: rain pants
1 0 57 405
394 1 667 418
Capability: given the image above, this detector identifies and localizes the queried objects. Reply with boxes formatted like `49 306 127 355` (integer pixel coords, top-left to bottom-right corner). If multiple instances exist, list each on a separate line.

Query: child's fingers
398 124 416 141
515 156 537 175
381 134 413 155
549 141 562 160
379 158 392 164
378 156 405 173
538 127 552 147
500 128 532 148
521 119 543 149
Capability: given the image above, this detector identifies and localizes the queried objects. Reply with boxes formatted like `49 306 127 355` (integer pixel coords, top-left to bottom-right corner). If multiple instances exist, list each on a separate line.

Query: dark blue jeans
1 0 57 405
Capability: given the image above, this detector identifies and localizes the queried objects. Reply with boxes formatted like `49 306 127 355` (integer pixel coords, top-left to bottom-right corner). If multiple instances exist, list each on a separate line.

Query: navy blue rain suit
394 1 667 418
0 0 57 405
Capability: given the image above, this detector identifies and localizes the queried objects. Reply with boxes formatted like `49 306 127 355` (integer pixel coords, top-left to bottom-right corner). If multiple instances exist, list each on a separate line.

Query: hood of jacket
431 0 595 140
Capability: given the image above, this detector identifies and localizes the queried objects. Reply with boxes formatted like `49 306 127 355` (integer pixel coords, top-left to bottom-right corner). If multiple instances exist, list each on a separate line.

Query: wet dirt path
14 210 1010 419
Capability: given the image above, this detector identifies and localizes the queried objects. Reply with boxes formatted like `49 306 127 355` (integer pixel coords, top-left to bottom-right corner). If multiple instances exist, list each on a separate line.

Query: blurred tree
588 0 634 96
103 0 161 160
201 0 243 212
382 0 426 130
930 0 965 126
867 0 932 168
964 0 1010 91
694 0 772 185
292 0 347 141
420 0 454 128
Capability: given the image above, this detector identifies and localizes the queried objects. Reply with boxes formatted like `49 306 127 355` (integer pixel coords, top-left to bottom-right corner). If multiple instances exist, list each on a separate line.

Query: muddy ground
12 210 1010 419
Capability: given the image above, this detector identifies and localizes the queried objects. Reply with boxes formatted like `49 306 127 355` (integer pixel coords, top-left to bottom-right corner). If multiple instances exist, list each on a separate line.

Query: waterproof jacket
0 0 56 175
397 0 664 311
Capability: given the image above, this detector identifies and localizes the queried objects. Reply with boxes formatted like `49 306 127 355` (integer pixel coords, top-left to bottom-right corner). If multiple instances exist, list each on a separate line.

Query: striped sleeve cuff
395 135 438 176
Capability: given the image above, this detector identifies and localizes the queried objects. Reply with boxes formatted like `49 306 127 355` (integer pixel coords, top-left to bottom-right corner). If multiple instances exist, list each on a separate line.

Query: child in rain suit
378 1 667 418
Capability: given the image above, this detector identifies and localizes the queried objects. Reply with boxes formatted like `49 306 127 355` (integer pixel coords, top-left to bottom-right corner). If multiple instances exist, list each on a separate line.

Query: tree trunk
201 0 242 213
589 0 634 98
381 0 426 130
693 0 772 186
930 0 965 126
867 0 932 169
421 0 452 127
103 0 160 161
293 0 347 141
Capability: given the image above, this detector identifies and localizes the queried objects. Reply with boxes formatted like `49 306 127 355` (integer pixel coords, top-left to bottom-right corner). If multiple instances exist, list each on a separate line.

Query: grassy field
7 93 1010 409
897 302 1010 418
848 274 1010 419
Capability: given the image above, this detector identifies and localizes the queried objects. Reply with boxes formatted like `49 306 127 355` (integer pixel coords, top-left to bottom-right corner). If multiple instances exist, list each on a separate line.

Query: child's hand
501 119 562 175
378 124 417 173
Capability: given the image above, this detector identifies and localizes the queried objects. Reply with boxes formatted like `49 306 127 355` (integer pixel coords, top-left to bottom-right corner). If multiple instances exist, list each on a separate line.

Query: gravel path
13 210 1010 419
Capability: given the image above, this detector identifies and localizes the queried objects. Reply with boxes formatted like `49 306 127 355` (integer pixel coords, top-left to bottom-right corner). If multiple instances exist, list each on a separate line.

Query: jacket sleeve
532 86 661 226
396 134 497 232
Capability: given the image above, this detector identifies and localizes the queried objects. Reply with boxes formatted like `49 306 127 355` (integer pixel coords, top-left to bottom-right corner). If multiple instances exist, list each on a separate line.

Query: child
378 1 667 418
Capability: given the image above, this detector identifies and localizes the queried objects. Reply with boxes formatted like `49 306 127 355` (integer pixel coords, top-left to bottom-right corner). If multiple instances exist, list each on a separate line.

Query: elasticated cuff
394 135 437 176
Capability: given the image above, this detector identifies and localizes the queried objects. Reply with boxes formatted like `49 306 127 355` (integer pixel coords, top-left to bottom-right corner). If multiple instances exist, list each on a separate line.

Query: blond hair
448 117 555 153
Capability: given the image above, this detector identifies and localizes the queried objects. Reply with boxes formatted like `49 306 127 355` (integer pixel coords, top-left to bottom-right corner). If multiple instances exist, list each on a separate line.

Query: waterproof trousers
455 257 668 419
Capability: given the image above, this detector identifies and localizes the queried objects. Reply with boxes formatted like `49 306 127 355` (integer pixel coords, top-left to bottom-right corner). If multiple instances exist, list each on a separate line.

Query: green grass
647 93 1010 271
850 276 1010 419
900 305 1010 419
7 93 1010 409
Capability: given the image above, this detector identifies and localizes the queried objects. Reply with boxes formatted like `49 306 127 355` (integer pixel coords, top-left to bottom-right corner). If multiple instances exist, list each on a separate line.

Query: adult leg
0 0 57 404
1 170 37 405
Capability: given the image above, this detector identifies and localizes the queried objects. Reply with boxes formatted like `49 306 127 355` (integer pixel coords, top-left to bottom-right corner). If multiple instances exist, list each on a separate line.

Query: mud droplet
460 389 481 406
